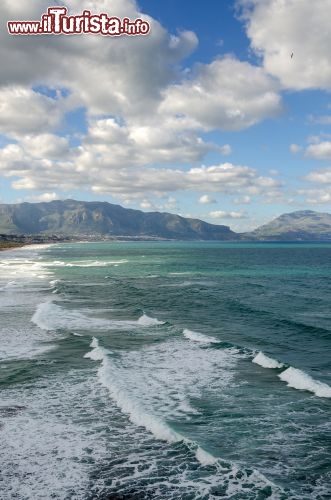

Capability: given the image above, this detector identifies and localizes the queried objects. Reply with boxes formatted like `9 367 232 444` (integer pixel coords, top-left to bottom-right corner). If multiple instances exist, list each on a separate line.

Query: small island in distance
1 199 331 247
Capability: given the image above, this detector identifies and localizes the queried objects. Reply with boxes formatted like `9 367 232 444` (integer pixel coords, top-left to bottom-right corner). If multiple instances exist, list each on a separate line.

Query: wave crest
252 351 284 369
183 329 218 344
279 367 331 398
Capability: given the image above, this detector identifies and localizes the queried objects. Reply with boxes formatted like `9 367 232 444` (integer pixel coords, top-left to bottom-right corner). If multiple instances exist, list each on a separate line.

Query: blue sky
1 0 331 230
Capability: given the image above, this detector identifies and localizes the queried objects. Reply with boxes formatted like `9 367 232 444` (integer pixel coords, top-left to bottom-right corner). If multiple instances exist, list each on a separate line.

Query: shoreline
0 242 58 252
0 242 28 252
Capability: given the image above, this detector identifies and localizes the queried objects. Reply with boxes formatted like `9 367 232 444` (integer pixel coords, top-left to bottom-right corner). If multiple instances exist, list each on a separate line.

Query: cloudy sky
1 0 331 230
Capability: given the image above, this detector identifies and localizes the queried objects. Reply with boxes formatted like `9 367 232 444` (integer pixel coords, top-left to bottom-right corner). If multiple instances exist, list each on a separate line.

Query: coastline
0 242 28 252
0 242 58 252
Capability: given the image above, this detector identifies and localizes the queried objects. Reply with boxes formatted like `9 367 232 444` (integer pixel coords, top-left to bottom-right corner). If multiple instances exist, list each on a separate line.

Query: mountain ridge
0 199 236 240
0 201 331 241
242 209 331 241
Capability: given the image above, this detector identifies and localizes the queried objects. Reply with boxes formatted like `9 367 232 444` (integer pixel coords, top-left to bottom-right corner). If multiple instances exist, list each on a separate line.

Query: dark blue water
0 242 330 499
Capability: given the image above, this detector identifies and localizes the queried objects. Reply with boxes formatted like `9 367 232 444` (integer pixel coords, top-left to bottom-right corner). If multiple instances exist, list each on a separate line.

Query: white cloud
298 188 331 204
208 210 247 219
160 57 282 131
239 0 331 90
0 0 286 214
0 87 66 138
20 134 70 159
0 141 281 200
305 141 331 160
82 117 217 166
88 163 281 198
305 167 331 184
0 0 198 117
198 195 216 205
299 165 331 203
234 195 251 204
28 192 59 202
140 199 154 210
219 144 232 155
290 143 302 154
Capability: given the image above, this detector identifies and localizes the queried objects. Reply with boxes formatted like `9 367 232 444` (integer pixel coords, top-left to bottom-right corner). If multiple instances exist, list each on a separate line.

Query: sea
0 241 330 500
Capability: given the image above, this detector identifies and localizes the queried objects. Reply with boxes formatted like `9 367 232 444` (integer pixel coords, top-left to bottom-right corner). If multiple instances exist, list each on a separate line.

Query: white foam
183 328 218 344
84 337 110 361
98 356 182 443
137 313 165 326
49 259 128 268
15 243 55 251
0 371 112 500
92 337 237 445
32 302 166 332
83 336 282 497
252 351 284 369
279 367 331 398
90 337 99 348
0 337 56 361
0 258 50 280
84 336 181 442
195 447 218 466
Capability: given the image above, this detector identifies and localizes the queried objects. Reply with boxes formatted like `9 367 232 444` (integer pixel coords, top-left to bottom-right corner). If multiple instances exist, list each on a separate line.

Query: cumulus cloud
20 134 70 159
160 57 282 131
86 163 281 198
0 0 286 213
81 117 217 166
0 0 198 117
305 167 331 184
299 165 331 203
0 137 281 200
198 195 216 205
238 0 331 90
234 195 251 204
298 188 331 204
305 141 331 160
27 192 59 202
208 210 247 219
0 87 66 137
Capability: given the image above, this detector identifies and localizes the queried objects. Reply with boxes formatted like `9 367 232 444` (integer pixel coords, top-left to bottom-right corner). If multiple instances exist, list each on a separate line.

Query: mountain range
0 200 331 241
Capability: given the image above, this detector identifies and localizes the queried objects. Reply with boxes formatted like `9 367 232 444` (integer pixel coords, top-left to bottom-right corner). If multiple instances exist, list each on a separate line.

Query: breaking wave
83 337 283 496
252 351 284 369
183 328 219 344
279 366 331 398
32 301 164 332
252 351 331 398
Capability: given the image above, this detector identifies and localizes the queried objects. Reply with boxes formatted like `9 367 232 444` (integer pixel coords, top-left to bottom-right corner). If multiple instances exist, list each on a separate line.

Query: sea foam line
85 341 210 449
85 338 180 443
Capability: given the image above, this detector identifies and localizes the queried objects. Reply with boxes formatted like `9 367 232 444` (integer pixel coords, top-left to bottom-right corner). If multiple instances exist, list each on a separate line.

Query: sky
1 0 331 231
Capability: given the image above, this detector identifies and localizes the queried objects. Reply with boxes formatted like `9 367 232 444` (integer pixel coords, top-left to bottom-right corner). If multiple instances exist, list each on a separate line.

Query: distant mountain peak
245 209 331 241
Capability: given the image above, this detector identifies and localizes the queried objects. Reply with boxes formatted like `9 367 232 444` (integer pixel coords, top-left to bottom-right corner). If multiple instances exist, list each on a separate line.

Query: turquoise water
0 241 330 499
